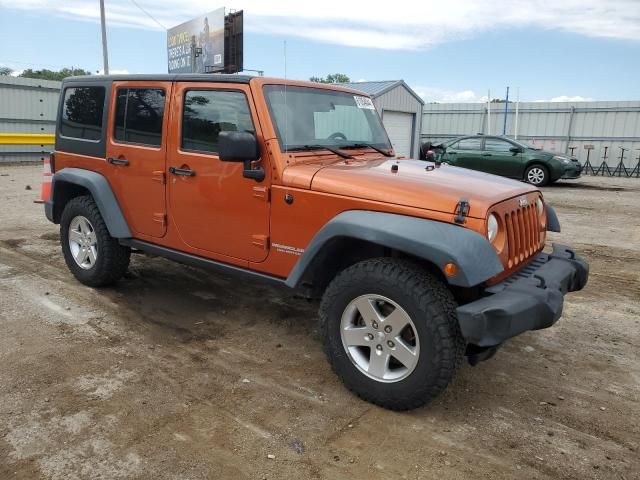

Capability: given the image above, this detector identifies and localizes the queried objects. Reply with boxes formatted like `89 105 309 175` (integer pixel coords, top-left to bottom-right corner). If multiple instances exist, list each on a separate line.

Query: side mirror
509 146 523 154
219 131 260 162
218 131 265 182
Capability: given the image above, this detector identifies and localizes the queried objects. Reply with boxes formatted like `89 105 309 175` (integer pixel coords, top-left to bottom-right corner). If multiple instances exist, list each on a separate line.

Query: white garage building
340 80 424 158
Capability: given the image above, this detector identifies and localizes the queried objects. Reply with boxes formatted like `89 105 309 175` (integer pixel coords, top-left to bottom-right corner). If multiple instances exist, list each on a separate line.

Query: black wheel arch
47 168 131 238
285 211 503 296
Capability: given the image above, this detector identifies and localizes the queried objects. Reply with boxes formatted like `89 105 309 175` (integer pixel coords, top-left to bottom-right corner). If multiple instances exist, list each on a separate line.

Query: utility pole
100 0 109 74
503 86 509 135
487 89 491 135
514 87 520 139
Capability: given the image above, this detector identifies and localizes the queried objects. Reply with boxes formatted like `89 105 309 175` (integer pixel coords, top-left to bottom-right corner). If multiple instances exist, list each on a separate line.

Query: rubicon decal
271 243 305 256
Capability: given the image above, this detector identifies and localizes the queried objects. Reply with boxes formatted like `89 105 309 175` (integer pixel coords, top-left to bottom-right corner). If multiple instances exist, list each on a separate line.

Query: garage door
383 111 414 158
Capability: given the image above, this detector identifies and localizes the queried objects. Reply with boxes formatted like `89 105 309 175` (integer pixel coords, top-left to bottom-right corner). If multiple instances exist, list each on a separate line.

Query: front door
482 137 522 178
106 81 171 238
166 82 270 263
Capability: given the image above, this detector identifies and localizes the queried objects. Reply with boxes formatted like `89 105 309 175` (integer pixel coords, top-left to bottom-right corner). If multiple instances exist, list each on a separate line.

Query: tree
309 73 351 84
0 66 13 76
19 68 92 81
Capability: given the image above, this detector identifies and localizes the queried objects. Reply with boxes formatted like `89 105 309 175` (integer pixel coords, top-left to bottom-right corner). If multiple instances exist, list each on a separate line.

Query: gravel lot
1 164 639 480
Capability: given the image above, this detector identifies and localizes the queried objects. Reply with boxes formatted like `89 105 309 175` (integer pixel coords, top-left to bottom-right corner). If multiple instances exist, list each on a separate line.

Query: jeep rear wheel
60 195 130 287
319 258 465 410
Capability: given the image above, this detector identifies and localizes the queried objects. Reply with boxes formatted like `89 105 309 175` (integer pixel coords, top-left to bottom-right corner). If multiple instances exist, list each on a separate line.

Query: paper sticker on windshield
354 95 375 110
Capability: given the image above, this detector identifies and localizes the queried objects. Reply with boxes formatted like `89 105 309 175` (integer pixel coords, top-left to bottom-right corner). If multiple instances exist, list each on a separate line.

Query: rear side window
114 88 165 146
60 87 106 141
181 90 255 154
457 138 482 150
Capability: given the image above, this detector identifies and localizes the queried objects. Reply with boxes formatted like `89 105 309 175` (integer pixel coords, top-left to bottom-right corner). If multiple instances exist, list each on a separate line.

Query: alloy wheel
340 294 420 383
527 167 545 185
68 215 98 270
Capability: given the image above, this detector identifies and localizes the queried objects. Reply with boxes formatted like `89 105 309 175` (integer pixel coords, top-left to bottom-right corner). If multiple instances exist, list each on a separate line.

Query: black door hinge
454 199 470 224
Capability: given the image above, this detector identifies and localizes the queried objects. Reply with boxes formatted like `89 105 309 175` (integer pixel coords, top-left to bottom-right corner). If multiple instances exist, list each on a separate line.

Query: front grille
503 204 542 268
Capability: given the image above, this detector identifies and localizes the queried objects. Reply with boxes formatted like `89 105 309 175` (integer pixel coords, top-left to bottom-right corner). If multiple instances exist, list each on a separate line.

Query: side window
448 141 459 150
485 138 513 152
457 138 482 150
113 88 165 146
181 90 255 154
60 86 106 141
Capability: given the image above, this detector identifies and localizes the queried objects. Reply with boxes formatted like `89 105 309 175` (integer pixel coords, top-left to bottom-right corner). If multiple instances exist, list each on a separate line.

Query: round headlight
536 197 544 216
487 214 498 243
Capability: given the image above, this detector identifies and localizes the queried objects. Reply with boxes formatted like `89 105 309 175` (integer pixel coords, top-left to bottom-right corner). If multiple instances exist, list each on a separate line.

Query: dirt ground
0 164 638 480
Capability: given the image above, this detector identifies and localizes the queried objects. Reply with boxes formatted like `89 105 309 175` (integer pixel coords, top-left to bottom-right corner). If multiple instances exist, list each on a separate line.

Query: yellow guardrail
0 133 55 145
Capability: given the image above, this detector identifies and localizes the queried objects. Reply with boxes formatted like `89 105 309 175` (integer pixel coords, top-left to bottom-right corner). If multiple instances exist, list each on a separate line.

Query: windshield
263 85 392 151
510 138 540 150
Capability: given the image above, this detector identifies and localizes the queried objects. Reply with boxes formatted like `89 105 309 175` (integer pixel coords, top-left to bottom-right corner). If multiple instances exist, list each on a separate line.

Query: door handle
168 166 195 177
482 153 492 156
448 151 457 154
107 157 129 166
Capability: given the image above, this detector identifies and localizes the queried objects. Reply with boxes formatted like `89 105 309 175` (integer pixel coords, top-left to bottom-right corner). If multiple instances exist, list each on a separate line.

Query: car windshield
510 138 540 150
263 85 391 152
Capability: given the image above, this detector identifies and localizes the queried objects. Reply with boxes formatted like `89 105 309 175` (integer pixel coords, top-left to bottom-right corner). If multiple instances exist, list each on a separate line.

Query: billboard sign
167 8 225 74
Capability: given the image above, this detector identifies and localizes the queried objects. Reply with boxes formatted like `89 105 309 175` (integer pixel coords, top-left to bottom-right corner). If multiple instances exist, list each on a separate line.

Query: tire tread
319 258 465 410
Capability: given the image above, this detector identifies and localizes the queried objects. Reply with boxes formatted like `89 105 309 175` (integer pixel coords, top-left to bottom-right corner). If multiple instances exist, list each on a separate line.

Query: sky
0 0 639 102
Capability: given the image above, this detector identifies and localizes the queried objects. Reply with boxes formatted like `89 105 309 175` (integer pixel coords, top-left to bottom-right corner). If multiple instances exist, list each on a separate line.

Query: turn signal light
443 263 459 277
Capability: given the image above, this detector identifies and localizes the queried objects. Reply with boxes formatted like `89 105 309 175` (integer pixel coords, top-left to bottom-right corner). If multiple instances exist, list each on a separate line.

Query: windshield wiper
285 145 354 159
340 143 394 157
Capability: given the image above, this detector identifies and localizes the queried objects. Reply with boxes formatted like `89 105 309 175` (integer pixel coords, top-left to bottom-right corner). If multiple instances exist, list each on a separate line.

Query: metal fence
0 76 61 163
421 101 640 177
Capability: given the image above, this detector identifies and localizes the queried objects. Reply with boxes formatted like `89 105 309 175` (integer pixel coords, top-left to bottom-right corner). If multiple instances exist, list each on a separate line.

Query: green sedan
431 135 582 186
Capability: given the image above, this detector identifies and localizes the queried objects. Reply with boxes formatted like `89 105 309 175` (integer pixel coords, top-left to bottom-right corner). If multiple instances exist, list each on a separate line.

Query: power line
128 0 167 30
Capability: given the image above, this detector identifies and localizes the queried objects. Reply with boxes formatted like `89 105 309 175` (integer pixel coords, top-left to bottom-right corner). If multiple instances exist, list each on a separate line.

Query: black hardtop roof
62 74 254 85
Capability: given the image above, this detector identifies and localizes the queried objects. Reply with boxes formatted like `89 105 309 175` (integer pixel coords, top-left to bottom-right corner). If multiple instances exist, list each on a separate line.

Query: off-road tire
525 164 549 186
319 258 465 410
60 195 130 287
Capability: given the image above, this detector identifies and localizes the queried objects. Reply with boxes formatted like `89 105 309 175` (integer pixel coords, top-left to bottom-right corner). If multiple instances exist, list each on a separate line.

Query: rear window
60 86 106 141
114 88 166 146
456 138 482 150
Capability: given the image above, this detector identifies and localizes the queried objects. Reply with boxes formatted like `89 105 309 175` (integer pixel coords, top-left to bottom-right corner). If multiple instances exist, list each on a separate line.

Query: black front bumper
456 244 589 347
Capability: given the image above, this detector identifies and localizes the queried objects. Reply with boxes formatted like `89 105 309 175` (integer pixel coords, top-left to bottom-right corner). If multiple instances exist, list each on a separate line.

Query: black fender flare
285 210 504 288
545 204 561 232
46 168 131 238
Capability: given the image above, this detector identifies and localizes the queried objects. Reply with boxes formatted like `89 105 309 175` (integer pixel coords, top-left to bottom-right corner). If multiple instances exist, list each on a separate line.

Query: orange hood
304 158 536 219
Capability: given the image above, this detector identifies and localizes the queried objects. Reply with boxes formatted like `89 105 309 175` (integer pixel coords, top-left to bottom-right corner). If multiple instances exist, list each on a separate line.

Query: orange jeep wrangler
46 75 588 410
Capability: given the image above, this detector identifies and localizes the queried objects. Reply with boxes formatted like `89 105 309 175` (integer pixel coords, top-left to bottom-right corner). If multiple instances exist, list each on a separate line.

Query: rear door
446 137 484 170
166 82 270 262
483 137 522 178
106 81 171 238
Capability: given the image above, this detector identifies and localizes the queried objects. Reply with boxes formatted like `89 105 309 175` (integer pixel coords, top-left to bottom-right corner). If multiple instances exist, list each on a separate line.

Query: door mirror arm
243 160 265 182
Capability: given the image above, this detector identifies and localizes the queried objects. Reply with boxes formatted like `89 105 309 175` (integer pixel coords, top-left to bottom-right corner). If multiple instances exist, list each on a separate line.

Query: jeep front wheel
60 195 130 287
319 258 465 410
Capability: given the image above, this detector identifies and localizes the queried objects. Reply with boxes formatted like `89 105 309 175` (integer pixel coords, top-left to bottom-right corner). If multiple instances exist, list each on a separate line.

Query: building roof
0 75 62 91
338 80 425 105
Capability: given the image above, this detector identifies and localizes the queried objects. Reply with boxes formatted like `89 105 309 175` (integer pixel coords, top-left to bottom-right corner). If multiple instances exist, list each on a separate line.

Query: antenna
284 40 288 154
